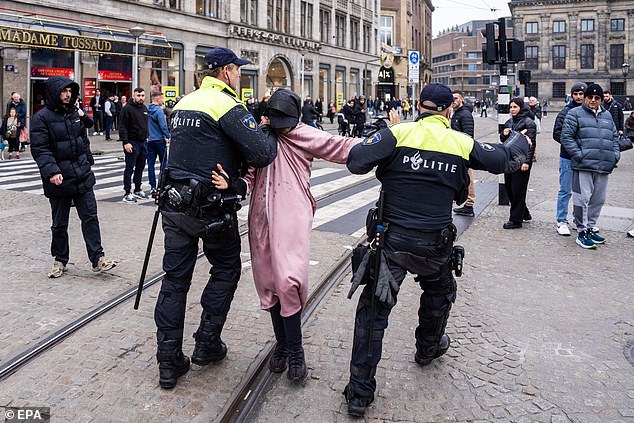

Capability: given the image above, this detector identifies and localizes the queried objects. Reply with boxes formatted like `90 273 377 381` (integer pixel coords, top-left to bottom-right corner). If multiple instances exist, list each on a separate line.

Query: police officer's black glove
502 131 529 173
374 250 399 307
348 248 372 299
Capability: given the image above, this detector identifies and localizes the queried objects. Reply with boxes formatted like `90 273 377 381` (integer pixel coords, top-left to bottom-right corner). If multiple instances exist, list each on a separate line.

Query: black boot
284 310 307 382
156 339 190 389
415 334 450 366
343 383 374 417
269 303 288 373
191 314 227 366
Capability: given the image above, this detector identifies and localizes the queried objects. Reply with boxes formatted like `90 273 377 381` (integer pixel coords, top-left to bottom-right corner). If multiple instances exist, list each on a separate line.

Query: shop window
349 70 359 97
240 69 258 100
146 47 182 98
31 48 74 68
335 67 346 106
319 66 330 103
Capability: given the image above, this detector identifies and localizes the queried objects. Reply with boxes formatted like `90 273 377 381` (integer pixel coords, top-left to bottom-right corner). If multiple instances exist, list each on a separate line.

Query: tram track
0 174 377 383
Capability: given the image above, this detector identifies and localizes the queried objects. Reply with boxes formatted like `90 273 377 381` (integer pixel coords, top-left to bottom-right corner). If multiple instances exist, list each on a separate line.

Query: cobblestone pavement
1 113 633 422
250 114 634 422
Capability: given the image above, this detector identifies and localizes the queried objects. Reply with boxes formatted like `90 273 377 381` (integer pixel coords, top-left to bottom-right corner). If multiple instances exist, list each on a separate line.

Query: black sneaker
287 347 308 382
453 205 475 217
269 342 288 373
343 384 374 418
415 334 450 366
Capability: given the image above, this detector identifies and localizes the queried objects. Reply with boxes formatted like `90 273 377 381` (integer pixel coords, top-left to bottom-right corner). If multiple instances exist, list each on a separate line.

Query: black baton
133 207 160 310
367 190 386 358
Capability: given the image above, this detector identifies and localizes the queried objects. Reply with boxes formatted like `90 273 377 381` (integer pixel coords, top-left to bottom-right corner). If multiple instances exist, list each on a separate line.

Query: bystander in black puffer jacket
31 76 96 198
450 103 474 137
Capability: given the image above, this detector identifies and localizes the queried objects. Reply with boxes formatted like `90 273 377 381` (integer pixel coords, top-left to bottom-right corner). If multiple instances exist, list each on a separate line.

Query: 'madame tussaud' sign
0 26 172 59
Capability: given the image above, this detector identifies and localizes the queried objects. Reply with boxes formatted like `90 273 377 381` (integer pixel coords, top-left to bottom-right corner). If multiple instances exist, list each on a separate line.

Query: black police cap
205 47 251 69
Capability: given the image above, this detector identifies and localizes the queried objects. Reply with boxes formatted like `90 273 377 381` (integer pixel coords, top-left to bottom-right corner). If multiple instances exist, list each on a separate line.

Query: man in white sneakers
552 82 586 236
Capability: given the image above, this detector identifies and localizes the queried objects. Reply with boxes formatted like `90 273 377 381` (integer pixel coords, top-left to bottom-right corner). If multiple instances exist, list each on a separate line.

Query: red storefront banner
83 78 96 116
31 66 74 79
98 70 132 81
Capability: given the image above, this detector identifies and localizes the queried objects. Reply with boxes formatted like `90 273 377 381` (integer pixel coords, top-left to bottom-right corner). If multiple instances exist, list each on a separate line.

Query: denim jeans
556 157 572 223
146 140 167 190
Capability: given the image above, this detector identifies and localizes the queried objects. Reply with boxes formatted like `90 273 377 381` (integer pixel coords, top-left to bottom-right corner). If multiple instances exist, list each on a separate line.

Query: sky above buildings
432 0 512 36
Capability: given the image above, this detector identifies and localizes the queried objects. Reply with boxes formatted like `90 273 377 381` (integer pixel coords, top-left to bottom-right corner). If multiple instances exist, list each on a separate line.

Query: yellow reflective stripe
390 115 473 160
174 76 245 121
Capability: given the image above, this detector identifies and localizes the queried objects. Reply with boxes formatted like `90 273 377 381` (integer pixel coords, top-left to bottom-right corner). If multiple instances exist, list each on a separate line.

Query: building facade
0 0 381 121
376 0 433 102
510 0 633 106
431 19 515 104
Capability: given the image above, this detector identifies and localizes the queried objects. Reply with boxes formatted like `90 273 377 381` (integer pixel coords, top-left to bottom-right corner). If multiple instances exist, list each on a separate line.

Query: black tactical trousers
49 189 104 267
348 228 456 399
154 210 241 343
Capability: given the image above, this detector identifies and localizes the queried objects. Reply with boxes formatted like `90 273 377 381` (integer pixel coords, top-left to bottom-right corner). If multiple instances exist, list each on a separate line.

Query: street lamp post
623 62 630 95
129 26 145 90
300 53 305 107
460 40 465 92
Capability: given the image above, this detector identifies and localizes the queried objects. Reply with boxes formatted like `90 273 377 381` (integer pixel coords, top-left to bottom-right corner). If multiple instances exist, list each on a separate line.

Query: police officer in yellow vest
343 83 530 416
154 47 277 389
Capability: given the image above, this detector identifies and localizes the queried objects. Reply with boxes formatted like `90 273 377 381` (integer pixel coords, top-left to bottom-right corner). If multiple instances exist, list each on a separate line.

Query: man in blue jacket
561 84 619 249
147 91 170 196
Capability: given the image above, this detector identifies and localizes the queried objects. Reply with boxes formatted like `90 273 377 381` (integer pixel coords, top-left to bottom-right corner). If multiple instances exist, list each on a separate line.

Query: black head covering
265 89 301 129
45 76 79 112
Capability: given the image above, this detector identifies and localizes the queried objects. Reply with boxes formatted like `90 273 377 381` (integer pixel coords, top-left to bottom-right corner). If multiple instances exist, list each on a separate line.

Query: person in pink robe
213 89 360 382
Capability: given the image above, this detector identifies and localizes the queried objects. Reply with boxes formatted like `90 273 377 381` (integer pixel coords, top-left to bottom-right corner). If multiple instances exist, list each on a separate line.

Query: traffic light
507 39 525 62
518 70 531 85
482 23 498 64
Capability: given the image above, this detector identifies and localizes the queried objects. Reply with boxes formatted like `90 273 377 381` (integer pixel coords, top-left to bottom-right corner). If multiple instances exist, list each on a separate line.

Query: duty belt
388 223 457 245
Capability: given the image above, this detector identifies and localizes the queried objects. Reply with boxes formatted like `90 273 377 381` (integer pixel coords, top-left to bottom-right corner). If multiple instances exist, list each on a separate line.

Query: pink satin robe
244 123 360 317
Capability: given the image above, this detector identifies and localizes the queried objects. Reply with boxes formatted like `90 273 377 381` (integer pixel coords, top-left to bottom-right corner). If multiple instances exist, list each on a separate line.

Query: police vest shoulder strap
390 118 472 160
173 84 243 122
